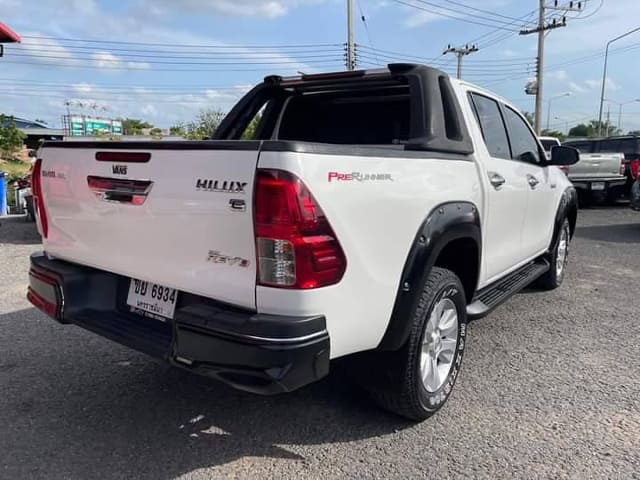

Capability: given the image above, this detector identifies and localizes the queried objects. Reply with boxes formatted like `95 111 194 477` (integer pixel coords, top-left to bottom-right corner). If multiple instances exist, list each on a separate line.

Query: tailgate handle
87 176 153 205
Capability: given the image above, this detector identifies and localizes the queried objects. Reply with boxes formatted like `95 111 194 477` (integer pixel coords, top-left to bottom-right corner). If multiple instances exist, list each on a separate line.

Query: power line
5 52 343 66
8 51 342 63
441 0 529 22
389 0 522 31
0 79 246 90
11 44 343 57
356 0 380 65
405 0 533 27
356 44 534 64
480 40 640 87
0 59 344 73
567 0 604 20
21 35 341 49
355 52 529 73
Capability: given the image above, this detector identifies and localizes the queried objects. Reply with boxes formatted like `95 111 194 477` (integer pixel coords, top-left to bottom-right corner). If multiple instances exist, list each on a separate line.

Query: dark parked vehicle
594 136 639 191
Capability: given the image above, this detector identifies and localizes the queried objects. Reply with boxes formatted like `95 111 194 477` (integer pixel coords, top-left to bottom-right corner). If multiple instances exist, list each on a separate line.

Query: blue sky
0 0 638 133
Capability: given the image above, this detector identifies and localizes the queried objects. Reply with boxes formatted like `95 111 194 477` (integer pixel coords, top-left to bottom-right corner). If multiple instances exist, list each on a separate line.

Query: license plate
592 182 605 191
126 279 177 320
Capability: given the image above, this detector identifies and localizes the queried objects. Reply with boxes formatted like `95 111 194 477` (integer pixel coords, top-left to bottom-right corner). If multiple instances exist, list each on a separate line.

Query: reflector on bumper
27 268 62 319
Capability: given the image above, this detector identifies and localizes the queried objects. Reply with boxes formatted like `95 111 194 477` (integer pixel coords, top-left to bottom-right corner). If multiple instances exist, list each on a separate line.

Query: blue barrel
0 172 6 216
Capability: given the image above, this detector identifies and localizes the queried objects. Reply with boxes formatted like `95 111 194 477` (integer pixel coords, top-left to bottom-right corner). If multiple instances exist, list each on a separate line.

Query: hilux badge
196 179 247 193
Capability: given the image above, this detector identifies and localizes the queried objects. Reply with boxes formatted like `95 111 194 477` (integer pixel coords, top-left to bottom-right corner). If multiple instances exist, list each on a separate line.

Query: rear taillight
27 268 62 319
31 158 48 238
630 158 640 179
254 169 346 289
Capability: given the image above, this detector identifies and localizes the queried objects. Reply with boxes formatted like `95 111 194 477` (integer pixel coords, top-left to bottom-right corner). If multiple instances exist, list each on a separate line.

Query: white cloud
568 81 586 93
502 49 519 57
605 78 621 92
584 79 600 89
404 11 440 29
127 61 152 70
548 70 569 81
141 104 157 116
583 78 620 92
136 0 328 19
92 51 122 69
19 34 77 66
72 83 94 94
205 89 232 100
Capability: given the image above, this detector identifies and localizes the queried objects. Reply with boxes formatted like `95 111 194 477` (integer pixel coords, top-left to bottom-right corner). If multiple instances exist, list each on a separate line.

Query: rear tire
536 218 571 290
367 267 467 421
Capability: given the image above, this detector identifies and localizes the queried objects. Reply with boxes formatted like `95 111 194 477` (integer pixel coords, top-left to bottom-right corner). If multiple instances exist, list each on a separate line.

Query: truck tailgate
568 153 622 179
39 142 260 309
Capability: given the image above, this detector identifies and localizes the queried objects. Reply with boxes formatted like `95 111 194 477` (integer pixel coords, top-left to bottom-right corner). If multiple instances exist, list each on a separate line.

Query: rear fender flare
378 202 481 351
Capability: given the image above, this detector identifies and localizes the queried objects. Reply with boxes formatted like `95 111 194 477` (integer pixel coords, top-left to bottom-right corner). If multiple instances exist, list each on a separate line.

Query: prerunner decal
328 172 393 182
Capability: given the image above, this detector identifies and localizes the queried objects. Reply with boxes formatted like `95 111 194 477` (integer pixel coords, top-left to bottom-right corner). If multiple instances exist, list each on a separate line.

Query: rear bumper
569 176 627 191
27 252 330 394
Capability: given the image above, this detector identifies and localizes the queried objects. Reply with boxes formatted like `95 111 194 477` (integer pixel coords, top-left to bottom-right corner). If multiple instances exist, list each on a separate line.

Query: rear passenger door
469 93 530 283
501 106 555 258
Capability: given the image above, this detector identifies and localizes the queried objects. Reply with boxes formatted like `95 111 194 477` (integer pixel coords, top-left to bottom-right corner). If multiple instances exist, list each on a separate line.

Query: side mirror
27 150 37 158
549 145 579 166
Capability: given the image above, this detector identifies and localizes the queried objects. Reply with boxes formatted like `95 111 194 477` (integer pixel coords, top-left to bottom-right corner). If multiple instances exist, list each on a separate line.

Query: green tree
540 129 566 142
588 120 621 137
568 123 593 138
184 108 226 140
241 113 262 140
0 115 26 159
149 127 163 138
169 124 186 136
118 117 154 135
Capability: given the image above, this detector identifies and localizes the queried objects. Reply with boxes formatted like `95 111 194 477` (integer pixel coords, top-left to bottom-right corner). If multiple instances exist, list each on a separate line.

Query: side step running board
466 258 550 320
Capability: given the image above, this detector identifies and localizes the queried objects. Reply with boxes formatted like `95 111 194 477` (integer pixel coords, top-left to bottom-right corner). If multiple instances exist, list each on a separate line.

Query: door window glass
469 94 510 159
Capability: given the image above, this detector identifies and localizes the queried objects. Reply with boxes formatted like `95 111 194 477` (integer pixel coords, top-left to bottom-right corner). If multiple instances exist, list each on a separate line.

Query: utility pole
534 0 545 136
443 44 479 79
346 0 355 70
520 1 581 135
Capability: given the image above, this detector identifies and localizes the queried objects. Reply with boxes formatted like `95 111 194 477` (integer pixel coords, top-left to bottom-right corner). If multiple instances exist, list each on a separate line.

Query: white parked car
539 136 561 160
27 64 579 420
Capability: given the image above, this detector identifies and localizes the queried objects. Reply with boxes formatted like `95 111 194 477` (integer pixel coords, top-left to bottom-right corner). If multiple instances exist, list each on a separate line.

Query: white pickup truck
27 65 579 420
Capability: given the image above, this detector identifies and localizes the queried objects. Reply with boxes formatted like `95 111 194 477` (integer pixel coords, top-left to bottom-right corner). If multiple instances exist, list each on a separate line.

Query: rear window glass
277 87 411 144
598 138 640 154
564 141 593 153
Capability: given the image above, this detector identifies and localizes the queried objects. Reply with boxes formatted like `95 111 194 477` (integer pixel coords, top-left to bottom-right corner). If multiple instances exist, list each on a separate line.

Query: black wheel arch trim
378 201 481 351
551 186 578 247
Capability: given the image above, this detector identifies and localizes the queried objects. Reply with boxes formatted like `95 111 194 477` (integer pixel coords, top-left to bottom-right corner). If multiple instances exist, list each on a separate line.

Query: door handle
488 172 506 189
527 174 540 189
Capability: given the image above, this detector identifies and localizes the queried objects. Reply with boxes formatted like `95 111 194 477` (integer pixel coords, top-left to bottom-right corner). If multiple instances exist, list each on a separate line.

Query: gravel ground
1 208 639 480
